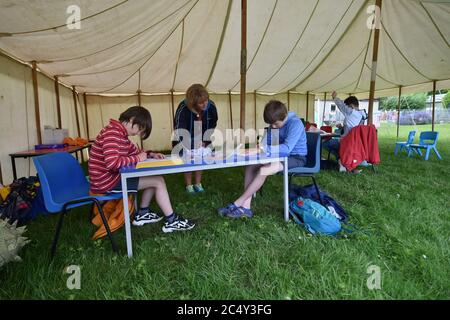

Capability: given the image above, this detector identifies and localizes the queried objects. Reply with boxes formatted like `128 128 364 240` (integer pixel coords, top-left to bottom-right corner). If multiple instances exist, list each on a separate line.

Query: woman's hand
148 152 165 159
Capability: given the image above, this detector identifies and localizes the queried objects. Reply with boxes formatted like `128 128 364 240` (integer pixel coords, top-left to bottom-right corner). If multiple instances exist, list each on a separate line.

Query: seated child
89 106 195 233
218 100 307 218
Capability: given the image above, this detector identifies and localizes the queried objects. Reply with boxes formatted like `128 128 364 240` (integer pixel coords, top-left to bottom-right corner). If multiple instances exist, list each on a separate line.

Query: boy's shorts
287 155 307 169
108 177 139 193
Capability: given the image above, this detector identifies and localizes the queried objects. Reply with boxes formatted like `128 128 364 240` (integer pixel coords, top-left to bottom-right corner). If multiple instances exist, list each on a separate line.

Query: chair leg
433 147 442 160
51 210 66 259
425 147 431 161
310 176 324 206
416 148 423 157
93 199 119 254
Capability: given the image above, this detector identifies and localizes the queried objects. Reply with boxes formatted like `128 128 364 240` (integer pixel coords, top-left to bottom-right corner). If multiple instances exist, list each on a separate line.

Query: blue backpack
289 184 348 222
289 197 341 236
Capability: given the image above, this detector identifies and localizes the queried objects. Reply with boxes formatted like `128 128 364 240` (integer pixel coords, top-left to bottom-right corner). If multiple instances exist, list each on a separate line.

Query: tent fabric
0 0 449 96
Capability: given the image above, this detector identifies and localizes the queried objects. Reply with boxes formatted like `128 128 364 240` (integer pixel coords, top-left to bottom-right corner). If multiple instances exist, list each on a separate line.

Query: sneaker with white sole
132 211 163 226
162 215 195 233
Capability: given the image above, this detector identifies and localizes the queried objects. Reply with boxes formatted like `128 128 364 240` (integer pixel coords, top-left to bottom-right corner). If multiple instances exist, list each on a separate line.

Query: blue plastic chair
407 131 442 160
288 132 324 205
394 130 416 155
33 152 134 258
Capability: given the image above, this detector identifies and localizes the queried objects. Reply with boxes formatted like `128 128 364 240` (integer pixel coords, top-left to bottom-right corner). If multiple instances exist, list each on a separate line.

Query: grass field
1 124 449 300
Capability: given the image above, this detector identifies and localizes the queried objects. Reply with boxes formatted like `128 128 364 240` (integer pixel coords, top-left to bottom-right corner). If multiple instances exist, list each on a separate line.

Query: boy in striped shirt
89 106 195 233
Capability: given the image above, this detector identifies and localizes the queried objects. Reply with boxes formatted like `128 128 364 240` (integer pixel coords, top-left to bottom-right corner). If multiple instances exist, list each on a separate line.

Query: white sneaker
133 211 163 226
338 160 347 172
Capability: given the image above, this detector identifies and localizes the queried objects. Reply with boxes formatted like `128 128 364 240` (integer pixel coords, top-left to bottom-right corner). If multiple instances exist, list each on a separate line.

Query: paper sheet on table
136 155 184 169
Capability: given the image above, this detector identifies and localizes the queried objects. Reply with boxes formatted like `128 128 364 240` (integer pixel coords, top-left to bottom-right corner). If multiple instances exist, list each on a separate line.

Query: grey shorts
288 155 307 169
109 177 139 193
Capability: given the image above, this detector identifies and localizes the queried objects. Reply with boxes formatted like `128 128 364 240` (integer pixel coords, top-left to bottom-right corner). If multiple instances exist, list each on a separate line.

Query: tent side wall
0 55 314 184
0 55 87 184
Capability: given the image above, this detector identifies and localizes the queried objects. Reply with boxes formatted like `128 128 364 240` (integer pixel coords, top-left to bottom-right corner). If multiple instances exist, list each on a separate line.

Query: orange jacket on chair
339 125 380 172
91 195 135 240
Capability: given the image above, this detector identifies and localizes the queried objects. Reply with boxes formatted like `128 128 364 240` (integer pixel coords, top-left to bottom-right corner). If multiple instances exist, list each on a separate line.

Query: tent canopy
1 0 449 96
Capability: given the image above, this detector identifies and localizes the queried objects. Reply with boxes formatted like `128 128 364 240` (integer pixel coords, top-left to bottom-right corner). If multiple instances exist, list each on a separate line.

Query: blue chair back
406 130 416 144
419 131 438 146
289 132 320 174
33 152 90 213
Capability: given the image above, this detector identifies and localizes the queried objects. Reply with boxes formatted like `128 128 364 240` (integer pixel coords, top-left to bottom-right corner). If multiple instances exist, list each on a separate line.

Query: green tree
442 91 450 109
380 93 427 110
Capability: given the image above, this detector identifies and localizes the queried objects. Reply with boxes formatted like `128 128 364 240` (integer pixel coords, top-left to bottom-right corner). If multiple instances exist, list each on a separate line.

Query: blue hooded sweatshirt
263 112 307 156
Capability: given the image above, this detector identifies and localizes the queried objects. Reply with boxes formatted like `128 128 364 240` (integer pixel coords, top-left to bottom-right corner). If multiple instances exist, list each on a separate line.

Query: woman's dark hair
344 96 359 108
263 100 288 124
119 106 152 139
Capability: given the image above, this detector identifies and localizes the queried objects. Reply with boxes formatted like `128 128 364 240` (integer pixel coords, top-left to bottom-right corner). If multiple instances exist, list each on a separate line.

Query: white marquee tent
0 0 449 183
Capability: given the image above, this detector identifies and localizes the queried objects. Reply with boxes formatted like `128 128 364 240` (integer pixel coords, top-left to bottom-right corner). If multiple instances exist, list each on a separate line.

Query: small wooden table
9 144 91 180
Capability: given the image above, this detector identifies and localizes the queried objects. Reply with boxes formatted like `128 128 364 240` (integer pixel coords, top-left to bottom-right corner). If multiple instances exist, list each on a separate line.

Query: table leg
283 157 289 222
11 156 17 181
121 175 133 257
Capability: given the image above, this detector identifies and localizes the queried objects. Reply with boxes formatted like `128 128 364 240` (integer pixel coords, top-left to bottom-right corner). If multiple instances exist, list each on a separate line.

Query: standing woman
173 84 218 193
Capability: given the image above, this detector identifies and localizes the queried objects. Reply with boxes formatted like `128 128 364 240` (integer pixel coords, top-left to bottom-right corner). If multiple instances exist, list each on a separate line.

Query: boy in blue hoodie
218 100 307 218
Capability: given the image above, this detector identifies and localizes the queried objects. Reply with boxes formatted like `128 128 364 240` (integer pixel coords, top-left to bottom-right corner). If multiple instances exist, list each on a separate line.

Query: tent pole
368 0 383 125
432 80 436 132
170 89 175 134
240 0 247 137
31 61 42 144
54 76 62 129
72 86 81 138
83 93 90 140
396 86 402 139
322 92 327 126
287 90 290 111
228 90 233 130
137 90 142 106
306 91 309 122
254 91 257 131
137 90 143 149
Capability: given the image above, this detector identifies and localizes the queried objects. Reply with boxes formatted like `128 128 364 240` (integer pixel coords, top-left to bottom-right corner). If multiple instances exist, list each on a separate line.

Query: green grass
1 124 449 300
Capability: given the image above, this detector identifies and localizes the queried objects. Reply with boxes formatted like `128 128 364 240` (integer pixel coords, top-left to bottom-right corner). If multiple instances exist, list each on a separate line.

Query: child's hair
263 100 288 124
119 106 152 139
344 96 359 108
186 84 209 111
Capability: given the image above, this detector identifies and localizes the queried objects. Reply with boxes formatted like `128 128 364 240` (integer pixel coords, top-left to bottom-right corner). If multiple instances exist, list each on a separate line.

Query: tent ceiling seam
284 0 366 92
6 0 129 35
92 0 200 94
172 20 185 90
311 43 367 92
205 0 233 88
44 0 195 63
419 2 450 48
381 21 432 81
230 0 279 91
363 62 398 86
354 26 374 92
255 0 319 91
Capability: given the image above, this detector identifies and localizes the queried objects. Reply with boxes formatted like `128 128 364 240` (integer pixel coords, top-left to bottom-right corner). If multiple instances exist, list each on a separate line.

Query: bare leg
194 170 203 184
138 176 173 216
235 162 283 209
184 172 193 186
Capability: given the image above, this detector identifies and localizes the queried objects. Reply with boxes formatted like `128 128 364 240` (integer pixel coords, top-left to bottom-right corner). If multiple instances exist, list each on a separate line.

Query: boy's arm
103 134 140 170
268 119 303 155
334 97 353 116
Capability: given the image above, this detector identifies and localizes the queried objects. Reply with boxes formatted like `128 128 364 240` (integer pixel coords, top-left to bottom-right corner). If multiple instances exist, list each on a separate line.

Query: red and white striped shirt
89 119 140 194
